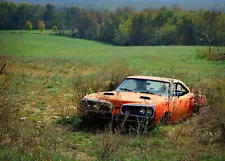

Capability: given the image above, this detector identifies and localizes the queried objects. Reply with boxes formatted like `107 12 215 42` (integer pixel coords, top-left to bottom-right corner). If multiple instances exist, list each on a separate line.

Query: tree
130 12 153 45
215 13 225 46
113 19 131 46
29 4 44 30
15 2 30 29
42 4 56 29
24 20 32 32
0 2 18 30
174 12 195 45
52 25 58 33
156 25 177 45
152 7 174 28
38 20 45 33
194 11 220 54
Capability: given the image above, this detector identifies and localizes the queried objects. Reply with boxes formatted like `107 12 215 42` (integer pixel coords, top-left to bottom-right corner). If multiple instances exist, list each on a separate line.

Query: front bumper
81 99 155 123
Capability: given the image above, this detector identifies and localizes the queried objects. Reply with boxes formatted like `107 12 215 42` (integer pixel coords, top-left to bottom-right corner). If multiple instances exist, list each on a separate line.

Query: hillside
7 0 225 11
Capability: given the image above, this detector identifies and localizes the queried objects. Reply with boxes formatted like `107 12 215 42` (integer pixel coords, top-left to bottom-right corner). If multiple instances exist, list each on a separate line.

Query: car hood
83 91 166 107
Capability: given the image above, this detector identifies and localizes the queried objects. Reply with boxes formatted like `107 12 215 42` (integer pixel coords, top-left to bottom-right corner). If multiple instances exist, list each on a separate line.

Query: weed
57 115 81 126
36 100 46 110
73 59 136 120
93 129 124 161
168 81 225 159
197 47 225 61
0 72 19 146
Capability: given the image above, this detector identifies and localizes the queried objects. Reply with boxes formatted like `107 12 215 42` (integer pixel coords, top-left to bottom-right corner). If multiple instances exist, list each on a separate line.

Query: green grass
1 32 224 83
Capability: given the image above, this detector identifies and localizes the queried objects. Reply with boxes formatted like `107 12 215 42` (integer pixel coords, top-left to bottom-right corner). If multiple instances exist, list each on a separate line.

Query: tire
160 112 170 125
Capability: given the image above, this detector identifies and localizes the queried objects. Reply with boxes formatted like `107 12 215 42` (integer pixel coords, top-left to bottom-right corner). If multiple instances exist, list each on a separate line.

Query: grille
81 99 112 112
121 105 155 118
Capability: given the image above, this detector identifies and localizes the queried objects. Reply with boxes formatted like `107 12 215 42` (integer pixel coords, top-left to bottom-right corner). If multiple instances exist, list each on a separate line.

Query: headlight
146 109 153 116
139 108 145 115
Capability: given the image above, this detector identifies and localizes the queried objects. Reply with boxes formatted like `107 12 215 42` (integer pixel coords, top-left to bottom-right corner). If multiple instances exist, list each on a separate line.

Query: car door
169 83 193 122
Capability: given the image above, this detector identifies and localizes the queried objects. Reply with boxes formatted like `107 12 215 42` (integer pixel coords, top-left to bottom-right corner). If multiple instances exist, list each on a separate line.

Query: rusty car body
81 76 202 124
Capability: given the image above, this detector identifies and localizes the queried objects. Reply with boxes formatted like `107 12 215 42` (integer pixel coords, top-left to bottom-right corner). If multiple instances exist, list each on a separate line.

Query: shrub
93 128 125 161
197 47 225 61
52 25 58 33
73 59 136 118
38 20 45 33
24 21 32 32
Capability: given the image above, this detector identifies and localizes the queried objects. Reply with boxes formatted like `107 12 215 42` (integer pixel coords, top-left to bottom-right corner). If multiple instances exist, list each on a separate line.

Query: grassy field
0 31 224 160
1 32 224 82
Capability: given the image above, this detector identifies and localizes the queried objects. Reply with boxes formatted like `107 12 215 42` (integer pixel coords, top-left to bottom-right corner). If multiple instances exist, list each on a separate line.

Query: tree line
0 1 225 46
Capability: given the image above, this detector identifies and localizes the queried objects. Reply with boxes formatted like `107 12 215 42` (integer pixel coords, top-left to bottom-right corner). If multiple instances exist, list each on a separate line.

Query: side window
173 83 189 96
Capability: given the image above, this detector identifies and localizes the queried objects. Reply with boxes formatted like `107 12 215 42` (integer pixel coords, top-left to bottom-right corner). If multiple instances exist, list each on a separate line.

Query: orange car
81 76 202 124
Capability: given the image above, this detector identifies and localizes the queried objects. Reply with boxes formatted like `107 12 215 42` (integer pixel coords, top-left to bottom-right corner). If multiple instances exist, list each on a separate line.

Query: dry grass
0 63 19 146
73 60 136 118
168 82 225 160
197 47 225 61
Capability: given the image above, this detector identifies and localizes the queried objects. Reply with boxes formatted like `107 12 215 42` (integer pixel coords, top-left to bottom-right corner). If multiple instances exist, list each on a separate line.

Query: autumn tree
38 20 45 33
24 20 32 32
52 25 58 33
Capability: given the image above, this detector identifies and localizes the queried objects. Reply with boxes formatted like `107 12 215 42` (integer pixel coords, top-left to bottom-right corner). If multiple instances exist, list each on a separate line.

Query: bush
73 59 136 118
52 25 58 33
197 47 225 61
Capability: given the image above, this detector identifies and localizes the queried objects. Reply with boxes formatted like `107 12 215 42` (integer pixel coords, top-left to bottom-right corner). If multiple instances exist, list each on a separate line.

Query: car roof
125 76 182 83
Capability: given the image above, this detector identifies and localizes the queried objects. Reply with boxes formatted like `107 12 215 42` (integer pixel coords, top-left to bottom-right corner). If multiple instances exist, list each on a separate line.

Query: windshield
116 78 170 96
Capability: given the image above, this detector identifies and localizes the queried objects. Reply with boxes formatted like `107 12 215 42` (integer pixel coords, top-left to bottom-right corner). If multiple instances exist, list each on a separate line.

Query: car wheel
160 112 170 125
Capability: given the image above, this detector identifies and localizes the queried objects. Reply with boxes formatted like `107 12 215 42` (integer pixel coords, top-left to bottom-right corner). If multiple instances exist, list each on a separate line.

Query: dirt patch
8 66 52 77
75 152 96 161
0 55 12 61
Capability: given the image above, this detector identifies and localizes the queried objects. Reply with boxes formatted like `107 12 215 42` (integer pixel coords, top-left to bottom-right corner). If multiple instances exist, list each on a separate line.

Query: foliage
193 11 225 54
24 20 32 31
130 12 153 45
52 25 58 33
197 47 225 61
42 4 57 29
0 2 225 46
38 20 45 33
156 24 177 45
113 19 131 46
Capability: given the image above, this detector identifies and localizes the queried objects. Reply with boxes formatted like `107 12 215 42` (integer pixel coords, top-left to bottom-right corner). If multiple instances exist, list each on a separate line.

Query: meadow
0 31 224 160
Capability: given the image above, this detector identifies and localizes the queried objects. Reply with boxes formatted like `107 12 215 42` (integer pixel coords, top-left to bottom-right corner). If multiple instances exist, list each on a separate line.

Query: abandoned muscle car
81 76 202 124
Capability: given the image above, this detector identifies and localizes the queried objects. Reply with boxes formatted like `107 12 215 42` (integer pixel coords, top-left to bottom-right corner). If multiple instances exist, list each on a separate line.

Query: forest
0 1 225 46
